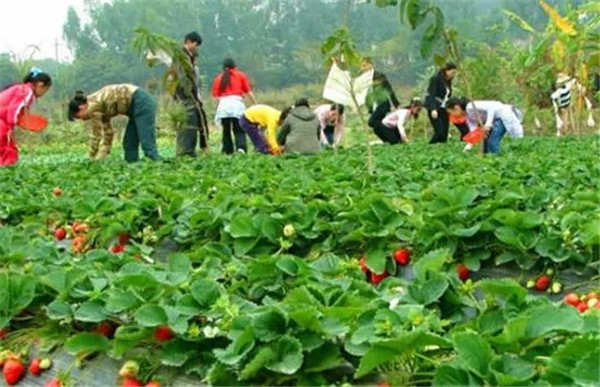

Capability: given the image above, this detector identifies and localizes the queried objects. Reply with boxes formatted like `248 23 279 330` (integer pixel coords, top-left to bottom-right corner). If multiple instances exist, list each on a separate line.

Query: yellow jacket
243 105 281 150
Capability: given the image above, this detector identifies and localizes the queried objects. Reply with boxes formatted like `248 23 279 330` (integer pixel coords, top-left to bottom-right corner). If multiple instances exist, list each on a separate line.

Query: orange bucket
464 128 484 144
449 114 466 125
18 113 48 132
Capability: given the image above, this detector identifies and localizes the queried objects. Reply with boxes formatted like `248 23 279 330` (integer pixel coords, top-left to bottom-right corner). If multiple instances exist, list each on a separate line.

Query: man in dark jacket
173 31 209 156
277 99 321 155
425 62 468 143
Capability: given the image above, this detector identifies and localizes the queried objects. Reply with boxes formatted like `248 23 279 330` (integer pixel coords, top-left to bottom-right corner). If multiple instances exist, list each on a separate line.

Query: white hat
556 73 571 84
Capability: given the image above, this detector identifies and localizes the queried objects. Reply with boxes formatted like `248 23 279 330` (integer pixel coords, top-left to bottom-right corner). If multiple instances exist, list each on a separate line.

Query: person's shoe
237 149 246 154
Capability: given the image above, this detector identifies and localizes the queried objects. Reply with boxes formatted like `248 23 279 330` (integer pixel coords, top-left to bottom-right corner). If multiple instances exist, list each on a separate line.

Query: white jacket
466 100 524 138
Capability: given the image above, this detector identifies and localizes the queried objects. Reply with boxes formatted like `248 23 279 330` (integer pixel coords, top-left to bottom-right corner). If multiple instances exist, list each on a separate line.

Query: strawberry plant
0 136 597 386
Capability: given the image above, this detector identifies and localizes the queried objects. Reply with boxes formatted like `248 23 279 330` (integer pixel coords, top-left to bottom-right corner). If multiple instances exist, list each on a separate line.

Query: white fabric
466 100 523 138
214 95 245 122
382 108 410 140
146 49 172 67
322 63 373 112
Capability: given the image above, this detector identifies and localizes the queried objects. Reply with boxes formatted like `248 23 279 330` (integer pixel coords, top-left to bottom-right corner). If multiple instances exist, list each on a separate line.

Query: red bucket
449 114 466 125
18 113 48 132
464 128 484 144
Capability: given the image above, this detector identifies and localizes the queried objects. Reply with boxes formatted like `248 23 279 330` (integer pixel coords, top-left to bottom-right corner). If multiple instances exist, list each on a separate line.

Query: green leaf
413 248 450 280
276 257 299 276
253 309 288 342
0 273 37 323
366 248 387 275
547 337 599 381
64 333 110 355
303 343 345 373
190 279 220 308
134 304 168 327
161 339 196 366
240 347 275 380
408 271 448 305
476 278 528 304
266 336 304 375
433 365 470 386
525 304 583 338
214 326 255 366
356 331 450 377
45 301 72 320
229 214 258 238
105 289 138 313
453 330 493 378
491 354 536 386
572 348 600 386
74 301 107 323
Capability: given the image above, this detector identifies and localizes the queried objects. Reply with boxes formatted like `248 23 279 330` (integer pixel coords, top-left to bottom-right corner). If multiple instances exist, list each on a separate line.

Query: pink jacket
314 104 345 146
0 83 36 127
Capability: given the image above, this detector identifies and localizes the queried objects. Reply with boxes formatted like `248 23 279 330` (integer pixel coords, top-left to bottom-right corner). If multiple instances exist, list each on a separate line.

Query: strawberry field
0 136 599 387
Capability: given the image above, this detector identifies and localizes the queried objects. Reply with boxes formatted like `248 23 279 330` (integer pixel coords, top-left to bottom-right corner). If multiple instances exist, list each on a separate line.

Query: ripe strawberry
122 378 143 387
535 275 550 291
586 291 599 301
45 378 62 387
72 222 89 234
118 233 131 245
119 360 140 378
111 244 125 254
564 293 580 307
94 321 115 338
52 188 62 197
145 382 161 387
577 301 589 314
54 227 67 241
3 359 25 385
370 271 388 285
29 358 43 376
595 301 600 309
456 264 469 281
0 328 7 339
154 325 173 342
359 255 369 273
393 249 411 265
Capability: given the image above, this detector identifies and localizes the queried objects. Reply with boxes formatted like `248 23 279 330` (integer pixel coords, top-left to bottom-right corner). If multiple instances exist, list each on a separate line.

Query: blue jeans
484 119 507 154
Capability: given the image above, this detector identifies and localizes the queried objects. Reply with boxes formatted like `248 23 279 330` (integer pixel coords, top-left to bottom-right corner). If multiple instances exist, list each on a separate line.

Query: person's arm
266 117 280 151
482 102 496 129
211 76 220 99
247 91 257 105
97 120 114 159
277 118 291 147
334 114 345 146
396 110 409 142
241 73 257 104
88 117 103 159
6 87 34 127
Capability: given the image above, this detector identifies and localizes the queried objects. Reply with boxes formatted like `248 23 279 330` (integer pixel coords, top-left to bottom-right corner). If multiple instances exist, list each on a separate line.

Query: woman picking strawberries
0 68 52 166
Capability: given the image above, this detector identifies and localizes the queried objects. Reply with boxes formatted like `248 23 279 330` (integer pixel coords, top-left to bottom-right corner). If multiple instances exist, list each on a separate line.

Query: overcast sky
1 0 86 61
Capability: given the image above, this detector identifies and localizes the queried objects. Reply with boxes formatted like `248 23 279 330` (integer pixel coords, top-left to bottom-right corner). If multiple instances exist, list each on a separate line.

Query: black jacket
174 47 201 105
425 71 451 111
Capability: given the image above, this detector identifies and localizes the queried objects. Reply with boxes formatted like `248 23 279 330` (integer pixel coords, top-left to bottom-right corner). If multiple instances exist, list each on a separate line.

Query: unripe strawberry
283 224 296 238
526 280 535 288
119 360 139 378
551 282 562 294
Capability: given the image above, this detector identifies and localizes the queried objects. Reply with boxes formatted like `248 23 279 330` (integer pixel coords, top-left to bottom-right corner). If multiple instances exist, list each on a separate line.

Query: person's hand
404 138 410 143
482 126 491 138
431 110 438 119
269 147 283 155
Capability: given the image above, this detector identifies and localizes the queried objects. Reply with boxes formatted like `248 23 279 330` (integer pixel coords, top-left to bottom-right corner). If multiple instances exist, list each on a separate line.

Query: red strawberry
154 325 173 342
52 188 62 197
359 255 369 273
122 378 143 387
370 271 388 285
118 233 131 245
456 264 470 281
145 382 161 387
3 359 25 385
0 328 7 339
94 321 115 338
72 222 89 234
595 301 600 309
45 378 62 387
564 293 580 307
54 227 67 241
577 301 589 314
29 358 43 376
535 275 550 291
111 244 125 254
393 249 411 265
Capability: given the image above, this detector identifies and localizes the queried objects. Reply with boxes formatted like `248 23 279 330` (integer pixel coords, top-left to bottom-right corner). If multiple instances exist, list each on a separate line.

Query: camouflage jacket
84 84 139 160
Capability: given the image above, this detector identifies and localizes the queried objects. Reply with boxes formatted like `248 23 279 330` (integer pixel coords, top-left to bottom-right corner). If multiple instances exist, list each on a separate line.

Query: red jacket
211 68 251 98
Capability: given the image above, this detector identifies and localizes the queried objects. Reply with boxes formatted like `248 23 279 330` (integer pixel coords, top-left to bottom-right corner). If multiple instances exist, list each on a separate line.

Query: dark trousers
123 89 160 162
221 117 247 154
323 125 334 145
428 109 450 143
368 101 401 144
456 123 469 140
176 100 209 157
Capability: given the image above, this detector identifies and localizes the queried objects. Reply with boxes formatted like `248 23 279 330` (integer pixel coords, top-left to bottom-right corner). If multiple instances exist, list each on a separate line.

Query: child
239 104 287 154
379 98 423 144
0 68 52 166
277 98 321 155
314 103 345 147
211 58 257 154
446 97 523 154
68 84 160 162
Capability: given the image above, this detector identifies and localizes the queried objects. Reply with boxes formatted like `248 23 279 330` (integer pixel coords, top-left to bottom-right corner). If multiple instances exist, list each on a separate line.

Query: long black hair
446 96 469 111
67 90 88 121
405 98 423 118
441 61 457 81
330 104 344 115
279 106 293 125
1 69 52 92
219 58 236 93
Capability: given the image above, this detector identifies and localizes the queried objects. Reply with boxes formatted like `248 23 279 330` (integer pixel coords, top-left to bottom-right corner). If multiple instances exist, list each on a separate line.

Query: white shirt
382 108 410 140
466 100 523 138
